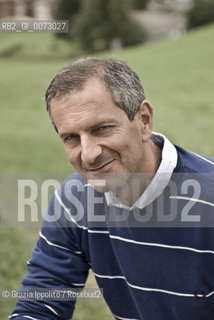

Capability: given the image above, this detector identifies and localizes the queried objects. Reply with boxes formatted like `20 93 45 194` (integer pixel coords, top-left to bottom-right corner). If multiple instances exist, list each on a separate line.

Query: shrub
54 0 80 39
72 0 147 52
187 0 214 29
132 0 150 10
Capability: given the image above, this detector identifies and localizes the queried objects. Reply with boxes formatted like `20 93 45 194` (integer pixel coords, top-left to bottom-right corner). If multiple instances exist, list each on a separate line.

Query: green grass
0 23 214 319
0 32 79 59
0 227 35 319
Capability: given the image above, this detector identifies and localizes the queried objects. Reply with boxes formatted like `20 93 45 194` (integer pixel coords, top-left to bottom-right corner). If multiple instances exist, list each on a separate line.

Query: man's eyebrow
90 120 117 129
59 132 77 139
59 120 118 139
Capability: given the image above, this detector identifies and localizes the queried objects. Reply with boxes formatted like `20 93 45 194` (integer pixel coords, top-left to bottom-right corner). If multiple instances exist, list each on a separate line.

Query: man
10 57 214 319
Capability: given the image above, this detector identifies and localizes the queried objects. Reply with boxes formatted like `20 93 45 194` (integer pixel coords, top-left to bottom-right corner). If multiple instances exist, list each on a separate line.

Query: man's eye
63 135 79 143
96 125 112 132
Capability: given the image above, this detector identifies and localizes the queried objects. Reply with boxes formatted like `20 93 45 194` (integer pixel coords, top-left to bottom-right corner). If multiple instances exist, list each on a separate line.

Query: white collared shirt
105 132 178 210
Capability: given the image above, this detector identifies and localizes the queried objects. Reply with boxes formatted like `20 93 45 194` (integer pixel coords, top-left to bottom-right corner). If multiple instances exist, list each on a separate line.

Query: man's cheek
65 151 76 167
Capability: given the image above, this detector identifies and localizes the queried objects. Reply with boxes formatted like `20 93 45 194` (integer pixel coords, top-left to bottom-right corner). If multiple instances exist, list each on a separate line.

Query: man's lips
86 160 115 173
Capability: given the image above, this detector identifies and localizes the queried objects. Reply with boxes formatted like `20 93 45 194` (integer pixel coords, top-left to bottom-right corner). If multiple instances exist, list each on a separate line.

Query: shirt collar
104 132 178 210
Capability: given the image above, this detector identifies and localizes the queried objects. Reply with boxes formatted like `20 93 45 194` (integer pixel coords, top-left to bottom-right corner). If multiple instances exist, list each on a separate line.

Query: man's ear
137 100 153 142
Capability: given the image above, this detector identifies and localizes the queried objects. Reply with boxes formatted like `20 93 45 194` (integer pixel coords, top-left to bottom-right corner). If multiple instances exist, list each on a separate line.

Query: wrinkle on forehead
54 100 106 123
56 77 110 103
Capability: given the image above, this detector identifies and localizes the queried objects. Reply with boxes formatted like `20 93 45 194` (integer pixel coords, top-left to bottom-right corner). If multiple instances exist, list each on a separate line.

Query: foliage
53 0 80 39
132 0 150 10
54 0 79 20
107 0 147 47
187 0 214 29
71 0 111 52
54 0 146 52
72 0 146 52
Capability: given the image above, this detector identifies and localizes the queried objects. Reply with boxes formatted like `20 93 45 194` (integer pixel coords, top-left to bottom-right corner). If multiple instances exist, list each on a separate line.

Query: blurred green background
0 18 214 320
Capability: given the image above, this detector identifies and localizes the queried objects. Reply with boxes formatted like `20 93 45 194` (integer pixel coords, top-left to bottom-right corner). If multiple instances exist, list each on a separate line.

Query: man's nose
80 135 102 167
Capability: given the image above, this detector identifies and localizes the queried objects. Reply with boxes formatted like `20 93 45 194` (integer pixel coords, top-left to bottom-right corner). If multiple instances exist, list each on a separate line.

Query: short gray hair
45 57 146 129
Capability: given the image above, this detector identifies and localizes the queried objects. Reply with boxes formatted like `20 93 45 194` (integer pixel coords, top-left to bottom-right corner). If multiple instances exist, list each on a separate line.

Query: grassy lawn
0 23 214 319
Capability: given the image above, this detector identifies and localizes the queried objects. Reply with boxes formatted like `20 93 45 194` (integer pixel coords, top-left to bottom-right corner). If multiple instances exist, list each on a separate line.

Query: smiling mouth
87 160 115 173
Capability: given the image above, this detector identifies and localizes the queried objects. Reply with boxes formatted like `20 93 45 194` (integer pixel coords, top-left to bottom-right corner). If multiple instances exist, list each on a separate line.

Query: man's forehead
55 76 109 100
50 79 115 114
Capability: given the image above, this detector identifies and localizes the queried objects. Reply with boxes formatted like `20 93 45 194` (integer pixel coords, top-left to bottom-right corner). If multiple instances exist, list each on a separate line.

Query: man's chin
85 177 109 193
84 173 131 194
90 184 110 194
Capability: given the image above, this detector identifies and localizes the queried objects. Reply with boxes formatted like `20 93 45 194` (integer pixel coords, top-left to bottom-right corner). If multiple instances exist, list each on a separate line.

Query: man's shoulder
175 145 214 173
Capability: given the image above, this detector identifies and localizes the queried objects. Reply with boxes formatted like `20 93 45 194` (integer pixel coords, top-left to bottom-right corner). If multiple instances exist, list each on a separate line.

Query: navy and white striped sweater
10 145 214 319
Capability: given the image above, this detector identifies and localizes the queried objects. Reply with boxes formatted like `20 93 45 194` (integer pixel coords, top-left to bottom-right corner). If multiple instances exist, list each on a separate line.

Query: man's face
50 78 153 192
